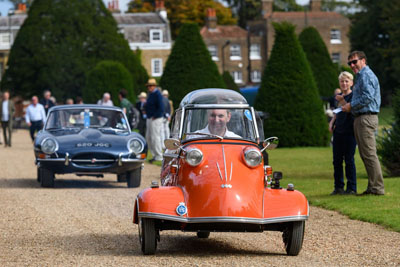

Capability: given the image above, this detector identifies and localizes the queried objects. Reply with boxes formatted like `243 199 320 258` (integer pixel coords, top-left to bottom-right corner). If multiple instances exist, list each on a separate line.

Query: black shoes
358 189 384 196
343 190 356 195
330 188 345 195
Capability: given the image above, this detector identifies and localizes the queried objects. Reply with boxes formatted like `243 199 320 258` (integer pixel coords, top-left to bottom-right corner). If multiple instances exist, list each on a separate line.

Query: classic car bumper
36 152 146 174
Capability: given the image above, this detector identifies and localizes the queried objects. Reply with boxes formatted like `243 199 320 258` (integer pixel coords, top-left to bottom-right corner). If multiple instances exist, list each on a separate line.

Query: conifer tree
254 22 329 147
1 0 147 101
222 71 239 91
83 61 134 105
299 26 339 98
159 23 226 108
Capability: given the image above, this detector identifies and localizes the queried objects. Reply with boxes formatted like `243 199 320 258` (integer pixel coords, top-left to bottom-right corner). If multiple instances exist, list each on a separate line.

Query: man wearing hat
135 92 147 137
145 78 164 163
161 90 173 147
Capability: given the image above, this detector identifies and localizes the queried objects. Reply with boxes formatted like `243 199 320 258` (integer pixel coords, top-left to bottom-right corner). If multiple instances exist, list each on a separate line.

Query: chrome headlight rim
185 148 203 167
127 138 144 154
40 137 59 155
243 148 262 168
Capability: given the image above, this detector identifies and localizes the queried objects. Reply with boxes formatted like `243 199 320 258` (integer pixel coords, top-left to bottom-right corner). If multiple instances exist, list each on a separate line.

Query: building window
230 44 241 60
0 33 10 45
231 71 243 84
208 45 218 61
251 70 262 82
331 53 341 63
150 29 163 43
151 58 163 77
250 44 261 60
330 29 342 44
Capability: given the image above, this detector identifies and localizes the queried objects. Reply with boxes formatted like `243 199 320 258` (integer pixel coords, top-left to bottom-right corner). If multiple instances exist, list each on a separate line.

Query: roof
200 25 248 39
113 13 166 25
48 104 123 112
271 11 345 20
179 89 248 108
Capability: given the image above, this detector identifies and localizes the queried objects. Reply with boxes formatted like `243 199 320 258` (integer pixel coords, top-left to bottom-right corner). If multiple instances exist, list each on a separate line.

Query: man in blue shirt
145 78 164 163
339 51 384 195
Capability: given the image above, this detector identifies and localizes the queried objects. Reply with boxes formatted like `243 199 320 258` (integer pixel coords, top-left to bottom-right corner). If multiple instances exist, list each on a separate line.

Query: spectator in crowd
329 72 357 195
145 78 164 163
119 89 132 115
0 91 15 147
40 90 55 115
135 92 147 137
75 96 84 104
97 92 114 106
338 51 384 196
25 96 46 141
161 90 172 145
65 98 74 105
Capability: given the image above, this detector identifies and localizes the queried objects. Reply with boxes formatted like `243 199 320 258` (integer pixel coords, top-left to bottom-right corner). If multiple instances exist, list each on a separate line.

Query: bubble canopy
179 89 248 108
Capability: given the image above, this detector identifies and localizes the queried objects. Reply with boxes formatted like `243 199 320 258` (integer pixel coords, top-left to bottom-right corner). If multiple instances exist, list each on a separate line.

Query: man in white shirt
0 91 15 147
25 96 46 141
196 109 241 138
97 92 114 106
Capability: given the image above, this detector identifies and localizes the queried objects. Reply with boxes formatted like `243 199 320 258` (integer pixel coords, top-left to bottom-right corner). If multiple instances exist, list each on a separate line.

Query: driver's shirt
196 125 241 138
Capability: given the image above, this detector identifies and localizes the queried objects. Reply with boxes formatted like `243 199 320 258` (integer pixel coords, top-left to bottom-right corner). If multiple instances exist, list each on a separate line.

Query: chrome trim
229 162 233 181
118 153 123 166
178 107 185 139
222 145 227 182
36 157 144 163
216 162 223 182
36 158 66 162
138 212 308 224
65 153 69 166
251 107 260 143
188 104 250 109
72 159 115 163
127 138 145 154
40 137 59 154
163 152 179 158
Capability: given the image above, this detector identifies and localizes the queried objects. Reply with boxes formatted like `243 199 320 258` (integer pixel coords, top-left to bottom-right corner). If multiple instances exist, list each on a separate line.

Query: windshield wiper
186 132 223 140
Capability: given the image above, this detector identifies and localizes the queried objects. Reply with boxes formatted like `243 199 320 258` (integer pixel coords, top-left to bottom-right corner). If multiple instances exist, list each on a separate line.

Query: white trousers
146 118 163 161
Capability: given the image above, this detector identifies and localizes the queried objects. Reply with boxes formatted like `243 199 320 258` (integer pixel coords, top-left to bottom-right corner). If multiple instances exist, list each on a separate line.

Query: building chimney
310 0 322 12
155 0 167 20
15 3 27 14
262 0 273 17
206 8 217 30
108 0 120 13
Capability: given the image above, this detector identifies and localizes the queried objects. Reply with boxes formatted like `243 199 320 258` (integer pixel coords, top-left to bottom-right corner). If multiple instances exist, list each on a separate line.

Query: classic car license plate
76 142 111 148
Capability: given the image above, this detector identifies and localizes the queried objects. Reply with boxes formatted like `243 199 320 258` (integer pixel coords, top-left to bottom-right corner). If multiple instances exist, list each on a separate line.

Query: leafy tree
254 22 328 147
128 0 236 38
299 26 339 97
222 71 239 91
349 0 397 105
159 23 226 108
378 91 400 176
1 0 148 101
83 60 134 105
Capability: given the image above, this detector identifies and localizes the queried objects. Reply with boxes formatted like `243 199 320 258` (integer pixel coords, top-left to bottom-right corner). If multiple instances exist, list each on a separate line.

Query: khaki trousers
146 117 163 161
353 115 385 194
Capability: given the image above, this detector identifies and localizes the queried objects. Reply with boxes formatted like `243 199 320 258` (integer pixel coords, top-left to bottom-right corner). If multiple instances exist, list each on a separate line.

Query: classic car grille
72 153 116 167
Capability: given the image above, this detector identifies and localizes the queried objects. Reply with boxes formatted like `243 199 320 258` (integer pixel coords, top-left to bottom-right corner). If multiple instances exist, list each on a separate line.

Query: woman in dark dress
329 71 357 195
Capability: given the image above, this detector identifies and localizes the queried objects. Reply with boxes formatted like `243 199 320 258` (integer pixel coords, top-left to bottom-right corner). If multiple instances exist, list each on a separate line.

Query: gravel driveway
1 130 399 266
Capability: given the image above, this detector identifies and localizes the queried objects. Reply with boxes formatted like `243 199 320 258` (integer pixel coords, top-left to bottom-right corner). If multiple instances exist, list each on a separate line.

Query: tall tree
1 0 148 101
159 23 226 108
128 0 236 38
254 22 328 147
349 0 396 105
299 26 339 98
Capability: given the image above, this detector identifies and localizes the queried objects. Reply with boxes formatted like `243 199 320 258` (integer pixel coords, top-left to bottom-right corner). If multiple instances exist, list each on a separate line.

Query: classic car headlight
243 148 262 167
186 148 203 167
128 138 144 154
41 138 59 154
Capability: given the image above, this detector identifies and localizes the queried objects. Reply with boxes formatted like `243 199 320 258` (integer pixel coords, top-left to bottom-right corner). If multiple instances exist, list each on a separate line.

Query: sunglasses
347 59 359 66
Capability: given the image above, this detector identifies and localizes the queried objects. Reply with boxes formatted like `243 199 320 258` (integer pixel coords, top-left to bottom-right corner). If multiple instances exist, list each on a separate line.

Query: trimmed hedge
159 23 225 108
299 26 339 98
254 22 329 147
222 71 240 91
83 60 134 105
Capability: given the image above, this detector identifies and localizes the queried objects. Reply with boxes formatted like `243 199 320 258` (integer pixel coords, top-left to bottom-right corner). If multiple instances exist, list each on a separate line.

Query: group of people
329 51 384 196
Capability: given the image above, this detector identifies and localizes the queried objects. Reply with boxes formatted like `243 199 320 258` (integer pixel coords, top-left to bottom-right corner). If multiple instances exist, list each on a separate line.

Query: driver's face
208 109 231 135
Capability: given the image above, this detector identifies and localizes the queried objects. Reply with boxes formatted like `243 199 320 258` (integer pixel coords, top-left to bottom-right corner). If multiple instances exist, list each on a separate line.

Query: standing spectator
135 92 147 137
161 90 172 145
145 78 164 163
119 89 131 115
97 92 114 106
0 91 15 147
119 89 139 129
75 96 84 104
25 96 46 142
339 51 384 195
40 90 55 115
329 72 357 195
65 98 74 105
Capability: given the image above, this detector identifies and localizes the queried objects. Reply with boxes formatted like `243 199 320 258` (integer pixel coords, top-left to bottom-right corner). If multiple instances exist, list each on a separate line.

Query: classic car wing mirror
260 136 279 153
164 138 181 150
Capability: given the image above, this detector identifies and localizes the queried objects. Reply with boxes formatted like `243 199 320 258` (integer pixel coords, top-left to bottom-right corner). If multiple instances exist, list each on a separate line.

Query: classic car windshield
181 108 257 141
45 108 129 132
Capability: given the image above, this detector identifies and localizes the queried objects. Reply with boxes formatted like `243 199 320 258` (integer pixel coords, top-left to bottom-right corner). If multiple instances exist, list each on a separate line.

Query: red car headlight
243 148 262 168
185 148 203 167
